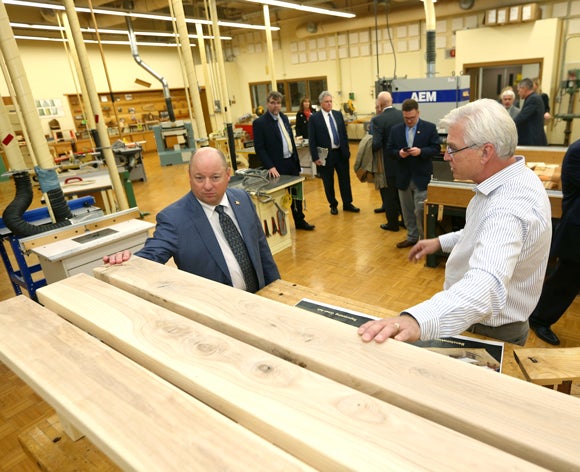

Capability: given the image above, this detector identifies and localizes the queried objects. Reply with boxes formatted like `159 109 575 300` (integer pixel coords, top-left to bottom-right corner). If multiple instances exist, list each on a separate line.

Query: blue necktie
328 113 340 147
215 205 258 293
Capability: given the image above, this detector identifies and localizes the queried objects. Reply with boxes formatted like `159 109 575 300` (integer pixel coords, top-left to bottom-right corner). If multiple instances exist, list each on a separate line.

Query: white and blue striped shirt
407 156 552 340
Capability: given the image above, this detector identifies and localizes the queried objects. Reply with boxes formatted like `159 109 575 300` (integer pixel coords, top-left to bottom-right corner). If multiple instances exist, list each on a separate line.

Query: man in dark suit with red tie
308 91 360 215
253 91 315 231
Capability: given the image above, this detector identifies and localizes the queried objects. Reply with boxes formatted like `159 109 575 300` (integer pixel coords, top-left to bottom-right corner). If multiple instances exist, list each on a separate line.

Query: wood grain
36 273 541 471
514 347 580 385
0 296 311 472
93 257 580 471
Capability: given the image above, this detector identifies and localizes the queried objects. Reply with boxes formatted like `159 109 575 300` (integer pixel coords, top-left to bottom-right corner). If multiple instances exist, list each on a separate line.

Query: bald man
370 91 404 230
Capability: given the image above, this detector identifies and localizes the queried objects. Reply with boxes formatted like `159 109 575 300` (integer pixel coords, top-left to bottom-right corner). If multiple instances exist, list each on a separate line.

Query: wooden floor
1 143 579 470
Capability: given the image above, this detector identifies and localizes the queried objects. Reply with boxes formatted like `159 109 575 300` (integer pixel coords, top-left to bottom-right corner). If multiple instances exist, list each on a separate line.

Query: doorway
464 59 543 101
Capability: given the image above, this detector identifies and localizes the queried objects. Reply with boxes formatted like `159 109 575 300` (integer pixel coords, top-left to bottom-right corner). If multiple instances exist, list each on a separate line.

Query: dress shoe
343 204 360 213
374 208 386 213
330 206 338 215
380 224 399 232
396 239 417 248
531 325 560 345
296 221 315 231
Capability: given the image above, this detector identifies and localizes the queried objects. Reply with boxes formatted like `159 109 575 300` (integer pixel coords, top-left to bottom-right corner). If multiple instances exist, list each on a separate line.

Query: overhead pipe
62 0 129 210
263 5 277 91
207 0 236 170
0 1 73 237
422 0 436 78
195 23 218 132
125 15 175 122
0 95 27 170
170 0 207 139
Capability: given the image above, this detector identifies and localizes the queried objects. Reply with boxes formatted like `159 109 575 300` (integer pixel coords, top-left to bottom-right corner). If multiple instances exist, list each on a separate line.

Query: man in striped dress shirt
358 99 552 346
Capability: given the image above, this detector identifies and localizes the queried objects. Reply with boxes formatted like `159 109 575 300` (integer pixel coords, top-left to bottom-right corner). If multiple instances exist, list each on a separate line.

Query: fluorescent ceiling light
246 0 356 18
9 22 231 40
4 0 278 31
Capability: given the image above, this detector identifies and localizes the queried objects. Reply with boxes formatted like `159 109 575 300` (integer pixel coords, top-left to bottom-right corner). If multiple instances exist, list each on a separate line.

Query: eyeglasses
445 144 478 156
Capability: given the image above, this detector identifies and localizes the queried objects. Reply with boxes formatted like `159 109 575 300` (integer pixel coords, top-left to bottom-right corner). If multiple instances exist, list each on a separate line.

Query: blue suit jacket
136 187 280 289
252 112 301 175
308 109 350 161
387 118 440 191
551 139 580 261
514 92 548 146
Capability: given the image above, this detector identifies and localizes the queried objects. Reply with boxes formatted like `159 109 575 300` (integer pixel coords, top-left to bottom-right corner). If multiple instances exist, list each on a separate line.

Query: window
249 76 327 113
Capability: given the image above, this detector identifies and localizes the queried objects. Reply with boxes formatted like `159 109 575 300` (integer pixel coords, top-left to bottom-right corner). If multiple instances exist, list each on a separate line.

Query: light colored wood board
18 414 119 472
0 295 311 472
36 274 540 471
93 258 580 471
514 348 580 385
516 146 567 165
258 280 526 381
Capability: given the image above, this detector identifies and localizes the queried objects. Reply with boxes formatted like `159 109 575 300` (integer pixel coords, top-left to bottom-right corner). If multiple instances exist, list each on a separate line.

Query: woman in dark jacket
295 97 315 139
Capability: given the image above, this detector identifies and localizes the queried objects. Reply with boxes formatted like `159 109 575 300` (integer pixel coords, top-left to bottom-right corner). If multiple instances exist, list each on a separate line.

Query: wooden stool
514 347 580 394
18 414 119 472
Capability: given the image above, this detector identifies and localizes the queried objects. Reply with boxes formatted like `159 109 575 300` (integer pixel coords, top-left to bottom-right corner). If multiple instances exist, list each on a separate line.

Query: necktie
215 205 259 293
407 126 415 147
278 118 292 157
328 112 340 148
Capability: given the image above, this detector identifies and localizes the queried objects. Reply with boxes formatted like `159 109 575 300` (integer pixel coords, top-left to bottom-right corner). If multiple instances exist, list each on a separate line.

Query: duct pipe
0 93 27 170
423 0 436 78
208 0 236 170
61 12 97 149
125 16 175 122
0 3 52 170
195 23 217 132
171 0 207 139
263 5 277 90
62 0 128 210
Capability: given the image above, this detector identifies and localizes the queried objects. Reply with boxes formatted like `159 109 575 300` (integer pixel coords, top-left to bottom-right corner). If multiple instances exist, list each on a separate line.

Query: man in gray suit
103 147 280 292
370 91 404 231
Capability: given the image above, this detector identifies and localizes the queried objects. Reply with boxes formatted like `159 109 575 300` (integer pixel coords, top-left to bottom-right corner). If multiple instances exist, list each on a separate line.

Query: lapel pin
235 200 240 205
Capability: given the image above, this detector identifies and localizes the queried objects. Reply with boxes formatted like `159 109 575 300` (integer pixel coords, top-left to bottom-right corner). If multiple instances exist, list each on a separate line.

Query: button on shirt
405 156 552 339
199 198 247 290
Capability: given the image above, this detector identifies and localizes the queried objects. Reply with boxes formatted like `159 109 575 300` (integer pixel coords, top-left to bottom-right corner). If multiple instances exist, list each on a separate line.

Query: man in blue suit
514 78 548 146
529 138 580 345
103 147 280 292
308 91 360 215
387 99 441 248
252 91 314 230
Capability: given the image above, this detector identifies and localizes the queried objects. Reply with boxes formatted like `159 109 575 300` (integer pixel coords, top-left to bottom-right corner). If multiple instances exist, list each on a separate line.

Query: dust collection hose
2 171 72 237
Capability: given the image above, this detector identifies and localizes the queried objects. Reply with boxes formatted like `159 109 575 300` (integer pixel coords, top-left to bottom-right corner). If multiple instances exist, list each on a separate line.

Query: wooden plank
37 274 542 471
516 146 567 165
258 279 526 381
0 296 311 472
514 347 580 385
94 258 580 471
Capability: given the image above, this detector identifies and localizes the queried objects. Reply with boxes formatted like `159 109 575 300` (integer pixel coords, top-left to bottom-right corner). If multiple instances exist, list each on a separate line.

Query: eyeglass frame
445 143 479 156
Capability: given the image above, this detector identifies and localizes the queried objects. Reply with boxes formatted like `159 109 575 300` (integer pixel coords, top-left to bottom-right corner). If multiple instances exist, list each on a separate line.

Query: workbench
424 180 563 267
229 173 304 254
1 257 578 470
59 168 117 214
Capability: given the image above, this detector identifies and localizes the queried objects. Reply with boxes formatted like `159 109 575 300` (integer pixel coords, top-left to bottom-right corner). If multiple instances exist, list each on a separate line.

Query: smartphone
403 147 410 152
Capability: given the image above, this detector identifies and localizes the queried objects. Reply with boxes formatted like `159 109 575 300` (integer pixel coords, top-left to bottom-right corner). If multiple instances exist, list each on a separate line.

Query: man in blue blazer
308 91 360 215
103 147 280 292
514 77 548 146
252 91 314 230
387 99 441 248
529 138 580 345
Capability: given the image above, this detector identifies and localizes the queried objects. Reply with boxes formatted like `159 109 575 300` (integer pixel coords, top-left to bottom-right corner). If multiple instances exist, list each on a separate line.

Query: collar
475 155 525 197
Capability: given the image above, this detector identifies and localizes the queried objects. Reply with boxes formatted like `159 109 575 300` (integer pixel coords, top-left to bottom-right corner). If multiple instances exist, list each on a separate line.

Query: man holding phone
386 99 441 248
